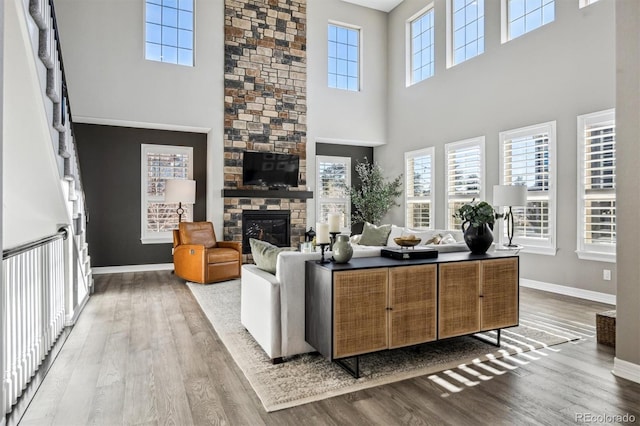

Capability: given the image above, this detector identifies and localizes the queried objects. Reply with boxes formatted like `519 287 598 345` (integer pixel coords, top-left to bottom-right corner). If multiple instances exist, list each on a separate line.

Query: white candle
316 223 330 244
328 213 342 233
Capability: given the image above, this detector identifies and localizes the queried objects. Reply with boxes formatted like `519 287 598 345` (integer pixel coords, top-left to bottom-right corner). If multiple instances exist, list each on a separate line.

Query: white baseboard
65 292 90 326
93 263 174 275
520 278 616 305
613 357 640 384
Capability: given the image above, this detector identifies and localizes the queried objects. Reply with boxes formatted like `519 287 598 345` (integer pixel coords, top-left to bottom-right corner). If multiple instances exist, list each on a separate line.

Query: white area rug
188 280 580 412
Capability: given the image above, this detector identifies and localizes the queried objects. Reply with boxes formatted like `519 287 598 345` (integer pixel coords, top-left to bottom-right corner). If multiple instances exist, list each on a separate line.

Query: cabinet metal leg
335 357 360 379
473 329 501 347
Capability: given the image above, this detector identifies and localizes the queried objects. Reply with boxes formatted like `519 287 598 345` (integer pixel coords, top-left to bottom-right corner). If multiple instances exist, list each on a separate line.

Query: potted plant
350 157 403 228
453 199 502 254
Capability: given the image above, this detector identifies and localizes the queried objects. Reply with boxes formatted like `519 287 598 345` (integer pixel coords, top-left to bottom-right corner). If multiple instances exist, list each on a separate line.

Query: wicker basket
596 310 616 347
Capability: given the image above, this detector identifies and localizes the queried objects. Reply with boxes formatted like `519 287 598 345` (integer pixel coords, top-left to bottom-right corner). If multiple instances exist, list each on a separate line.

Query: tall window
448 0 485 67
499 122 556 254
577 109 616 262
328 24 360 91
409 6 435 85
405 147 435 229
504 0 554 41
145 0 194 66
316 155 351 228
445 137 485 230
141 144 193 243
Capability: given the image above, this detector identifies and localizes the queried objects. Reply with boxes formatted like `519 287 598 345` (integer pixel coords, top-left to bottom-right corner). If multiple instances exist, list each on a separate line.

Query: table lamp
164 179 196 223
493 185 527 247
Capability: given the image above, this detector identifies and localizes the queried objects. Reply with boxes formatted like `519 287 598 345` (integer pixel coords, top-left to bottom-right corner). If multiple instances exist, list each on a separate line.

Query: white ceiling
341 0 404 13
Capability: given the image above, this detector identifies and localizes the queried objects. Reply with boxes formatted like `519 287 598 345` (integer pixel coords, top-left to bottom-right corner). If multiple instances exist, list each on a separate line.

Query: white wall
3 0 70 248
307 0 388 225
614 0 640 377
53 0 225 232
379 0 616 294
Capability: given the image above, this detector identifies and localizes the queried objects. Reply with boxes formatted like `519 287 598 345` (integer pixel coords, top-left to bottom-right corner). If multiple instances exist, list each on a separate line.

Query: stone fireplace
241 210 291 254
222 0 307 261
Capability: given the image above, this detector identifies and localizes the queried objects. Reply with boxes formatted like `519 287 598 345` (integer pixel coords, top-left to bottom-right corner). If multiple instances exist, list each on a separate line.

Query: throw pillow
358 222 392 246
249 238 289 275
385 225 404 248
440 233 457 244
425 234 443 245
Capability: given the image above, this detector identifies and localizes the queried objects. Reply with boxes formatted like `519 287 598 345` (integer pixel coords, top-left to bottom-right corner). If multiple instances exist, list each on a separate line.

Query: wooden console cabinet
305 253 519 377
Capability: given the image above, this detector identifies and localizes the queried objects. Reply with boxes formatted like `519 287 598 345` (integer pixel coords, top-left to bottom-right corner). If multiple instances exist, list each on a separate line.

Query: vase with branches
350 157 403 225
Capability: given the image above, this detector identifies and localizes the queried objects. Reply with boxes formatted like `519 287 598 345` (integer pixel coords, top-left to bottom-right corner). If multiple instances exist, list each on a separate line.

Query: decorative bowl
394 237 422 247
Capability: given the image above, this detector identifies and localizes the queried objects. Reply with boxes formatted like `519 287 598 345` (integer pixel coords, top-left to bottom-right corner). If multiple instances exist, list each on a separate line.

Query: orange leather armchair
173 222 242 284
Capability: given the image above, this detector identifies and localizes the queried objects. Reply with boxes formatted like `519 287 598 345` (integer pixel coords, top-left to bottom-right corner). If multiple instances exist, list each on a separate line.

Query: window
579 0 599 8
445 137 485 230
141 144 193 243
328 24 359 91
145 0 194 66
499 121 556 254
316 155 351 228
409 6 435 85
405 148 435 229
577 109 616 262
504 0 554 42
448 0 485 67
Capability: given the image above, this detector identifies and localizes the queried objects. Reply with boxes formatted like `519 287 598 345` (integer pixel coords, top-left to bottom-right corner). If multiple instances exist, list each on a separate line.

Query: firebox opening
241 210 291 254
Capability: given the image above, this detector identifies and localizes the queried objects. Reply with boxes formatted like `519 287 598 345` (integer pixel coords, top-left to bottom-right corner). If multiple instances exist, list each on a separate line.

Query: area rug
188 280 581 412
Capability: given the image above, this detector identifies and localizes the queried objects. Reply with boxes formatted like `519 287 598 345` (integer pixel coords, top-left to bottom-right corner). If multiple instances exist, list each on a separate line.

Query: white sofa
240 226 469 362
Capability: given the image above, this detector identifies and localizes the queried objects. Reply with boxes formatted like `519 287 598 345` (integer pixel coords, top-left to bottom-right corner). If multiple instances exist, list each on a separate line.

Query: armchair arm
173 244 206 283
217 240 242 253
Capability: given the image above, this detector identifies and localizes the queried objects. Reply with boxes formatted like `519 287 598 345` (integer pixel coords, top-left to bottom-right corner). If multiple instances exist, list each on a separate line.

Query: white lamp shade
493 185 527 207
164 179 196 204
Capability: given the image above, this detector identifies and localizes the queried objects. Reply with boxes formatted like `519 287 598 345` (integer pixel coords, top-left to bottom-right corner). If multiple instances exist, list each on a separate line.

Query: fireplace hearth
242 210 291 254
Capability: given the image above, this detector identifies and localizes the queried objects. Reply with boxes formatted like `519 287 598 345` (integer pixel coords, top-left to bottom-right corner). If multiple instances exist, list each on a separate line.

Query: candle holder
329 232 340 250
316 243 330 264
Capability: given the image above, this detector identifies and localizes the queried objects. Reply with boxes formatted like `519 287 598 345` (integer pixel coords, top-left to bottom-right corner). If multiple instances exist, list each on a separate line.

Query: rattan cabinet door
438 261 481 339
388 265 437 349
333 268 388 359
481 257 519 330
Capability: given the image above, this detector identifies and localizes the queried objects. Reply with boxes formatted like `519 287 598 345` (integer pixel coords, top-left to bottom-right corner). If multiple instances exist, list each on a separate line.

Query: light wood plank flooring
15 271 640 425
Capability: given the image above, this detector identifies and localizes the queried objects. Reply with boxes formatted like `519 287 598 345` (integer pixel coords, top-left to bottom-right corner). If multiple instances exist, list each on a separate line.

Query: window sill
517 245 557 256
140 237 172 245
576 250 616 263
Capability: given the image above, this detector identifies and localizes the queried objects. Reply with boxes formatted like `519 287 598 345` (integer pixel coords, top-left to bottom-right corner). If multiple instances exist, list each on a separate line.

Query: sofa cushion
249 238 290 274
358 223 392 246
385 225 405 248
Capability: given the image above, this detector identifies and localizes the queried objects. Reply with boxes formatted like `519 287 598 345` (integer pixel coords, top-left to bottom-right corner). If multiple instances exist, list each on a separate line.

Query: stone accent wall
223 0 307 255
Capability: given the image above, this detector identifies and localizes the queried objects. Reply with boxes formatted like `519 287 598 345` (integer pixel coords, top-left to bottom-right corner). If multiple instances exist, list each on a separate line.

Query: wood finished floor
16 271 640 426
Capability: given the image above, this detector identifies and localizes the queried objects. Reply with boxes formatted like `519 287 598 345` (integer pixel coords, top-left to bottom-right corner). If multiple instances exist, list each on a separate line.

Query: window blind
446 142 482 229
406 150 433 228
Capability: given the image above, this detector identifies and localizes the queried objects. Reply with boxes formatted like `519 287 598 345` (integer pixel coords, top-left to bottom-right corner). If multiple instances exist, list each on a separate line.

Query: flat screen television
242 151 299 188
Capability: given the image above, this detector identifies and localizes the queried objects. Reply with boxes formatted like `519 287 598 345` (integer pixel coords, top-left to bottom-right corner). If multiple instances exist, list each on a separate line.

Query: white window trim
328 21 363 92
579 0 599 9
576 108 616 263
316 155 352 231
405 147 435 230
444 136 485 230
499 121 557 256
406 3 435 87
446 0 484 68
141 144 193 244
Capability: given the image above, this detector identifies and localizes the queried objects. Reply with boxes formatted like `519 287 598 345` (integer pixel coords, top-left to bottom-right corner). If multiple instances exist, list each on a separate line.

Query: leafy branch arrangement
453 199 502 230
350 158 403 225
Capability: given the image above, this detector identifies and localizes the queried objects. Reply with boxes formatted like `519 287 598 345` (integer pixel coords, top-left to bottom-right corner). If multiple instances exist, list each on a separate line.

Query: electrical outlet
603 269 611 281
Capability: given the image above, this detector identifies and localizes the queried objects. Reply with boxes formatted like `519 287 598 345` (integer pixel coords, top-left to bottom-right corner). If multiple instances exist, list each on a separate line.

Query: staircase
27 0 93 304
2 0 93 422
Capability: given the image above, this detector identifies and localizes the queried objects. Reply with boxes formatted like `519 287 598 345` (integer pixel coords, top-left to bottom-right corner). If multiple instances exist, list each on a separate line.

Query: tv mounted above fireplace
242 151 299 189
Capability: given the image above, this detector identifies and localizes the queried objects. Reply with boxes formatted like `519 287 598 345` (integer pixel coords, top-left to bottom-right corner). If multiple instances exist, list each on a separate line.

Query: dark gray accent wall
75 124 207 267
316 143 373 190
